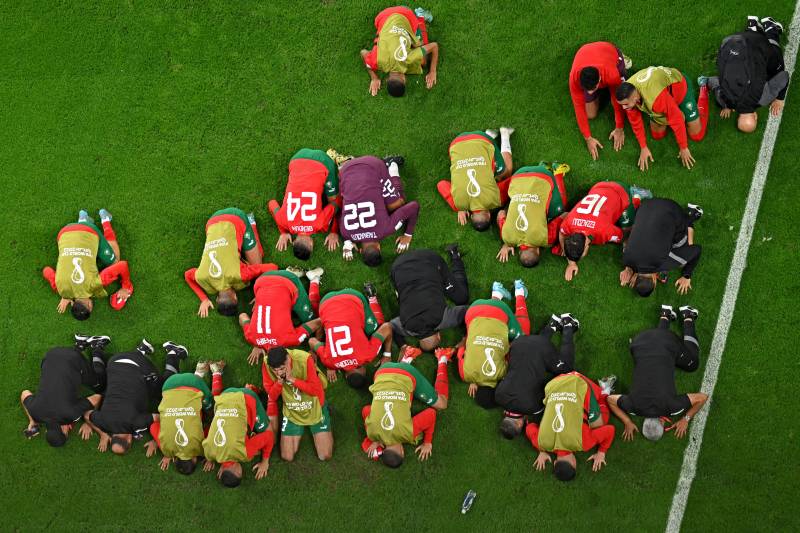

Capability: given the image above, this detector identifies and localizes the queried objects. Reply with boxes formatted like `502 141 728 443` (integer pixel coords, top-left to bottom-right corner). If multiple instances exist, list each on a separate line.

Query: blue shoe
630 185 653 200
78 210 90 223
491 281 511 301
513 279 528 298
414 7 433 23
697 75 709 88
99 209 112 223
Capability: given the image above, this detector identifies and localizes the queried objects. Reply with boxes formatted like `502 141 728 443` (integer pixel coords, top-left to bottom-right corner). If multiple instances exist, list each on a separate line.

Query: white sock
491 291 504 300
400 356 413 364
388 162 400 177
438 356 448 365
515 288 525 297
500 128 513 153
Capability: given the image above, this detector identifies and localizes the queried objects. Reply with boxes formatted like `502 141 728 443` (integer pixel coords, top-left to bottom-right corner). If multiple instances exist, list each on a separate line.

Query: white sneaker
484 129 499 139
285 266 305 278
195 361 210 377
306 267 325 283
210 361 226 374
499 126 515 137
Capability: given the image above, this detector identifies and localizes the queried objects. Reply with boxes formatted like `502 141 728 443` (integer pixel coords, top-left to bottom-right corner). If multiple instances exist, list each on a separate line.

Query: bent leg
280 434 302 462
677 319 700 372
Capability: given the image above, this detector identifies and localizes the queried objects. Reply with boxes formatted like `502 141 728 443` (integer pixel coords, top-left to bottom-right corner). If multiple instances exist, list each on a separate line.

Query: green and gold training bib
629 66 684 125
202 391 249 463
366 371 415 445
377 14 424 74
55 229 106 299
158 388 205 460
502 172 554 247
196 220 245 295
267 350 327 426
463 316 510 387
538 374 588 452
450 137 501 211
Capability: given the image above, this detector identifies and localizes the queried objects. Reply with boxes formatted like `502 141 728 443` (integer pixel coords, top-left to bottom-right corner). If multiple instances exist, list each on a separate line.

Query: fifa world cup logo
394 36 409 61
466 168 482 198
481 347 497 377
208 251 223 279
174 418 189 447
291 386 302 402
552 403 566 433
71 257 85 284
380 402 395 431
515 204 529 232
213 418 227 446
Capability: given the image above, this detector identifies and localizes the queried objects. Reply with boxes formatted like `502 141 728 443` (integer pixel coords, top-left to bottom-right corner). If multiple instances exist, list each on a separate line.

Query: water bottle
461 490 477 514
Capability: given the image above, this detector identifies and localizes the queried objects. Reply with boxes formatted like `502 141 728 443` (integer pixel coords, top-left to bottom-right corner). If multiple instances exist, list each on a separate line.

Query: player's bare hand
377 355 391 367
416 443 433 461
366 442 382 459
619 267 634 286
98 433 110 452
678 148 695 169
253 458 270 479
325 232 340 251
197 299 214 318
57 298 72 314
668 417 690 438
609 128 625 151
247 347 265 366
638 147 654 171
204 460 216 473
457 211 469 225
720 108 732 119
159 457 171 471
770 99 784 117
276 233 292 251
564 262 579 282
115 288 132 303
78 423 93 440
675 276 692 295
533 451 552 471
396 235 412 253
425 69 437 90
496 244 514 263
587 452 607 472
467 383 478 397
622 422 639 441
144 440 158 458
342 240 355 261
369 78 381 96
326 369 338 383
585 137 603 160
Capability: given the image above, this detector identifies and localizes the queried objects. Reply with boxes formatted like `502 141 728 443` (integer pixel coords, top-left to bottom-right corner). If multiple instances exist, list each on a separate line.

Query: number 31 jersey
560 181 630 245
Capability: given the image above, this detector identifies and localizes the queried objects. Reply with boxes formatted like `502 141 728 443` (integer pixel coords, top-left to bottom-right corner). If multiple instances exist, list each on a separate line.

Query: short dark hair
519 248 540 268
386 78 406 97
220 468 241 488
564 233 586 262
175 458 197 475
267 346 289 368
381 449 404 468
345 371 367 389
71 301 91 321
634 276 655 297
293 240 312 261
579 67 600 91
362 246 383 267
45 423 67 447
110 435 131 454
554 459 576 482
616 82 636 101
499 417 522 440
474 386 496 409
217 300 238 316
472 217 491 232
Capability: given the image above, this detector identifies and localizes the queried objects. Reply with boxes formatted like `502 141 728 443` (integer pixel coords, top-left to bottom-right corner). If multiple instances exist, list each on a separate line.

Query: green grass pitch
1 1 798 531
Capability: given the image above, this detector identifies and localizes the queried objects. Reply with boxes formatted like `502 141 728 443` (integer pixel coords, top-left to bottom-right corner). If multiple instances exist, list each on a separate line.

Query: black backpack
717 32 768 109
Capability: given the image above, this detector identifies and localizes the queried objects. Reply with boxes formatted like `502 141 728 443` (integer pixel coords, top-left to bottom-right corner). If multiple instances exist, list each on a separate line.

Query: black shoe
136 338 155 356
74 334 91 350
163 341 189 360
383 155 405 168
547 314 563 332
687 203 704 222
363 282 378 299
660 305 677 322
679 305 699 321
445 243 461 260
560 313 580 331
761 17 784 37
88 335 111 349
747 15 763 33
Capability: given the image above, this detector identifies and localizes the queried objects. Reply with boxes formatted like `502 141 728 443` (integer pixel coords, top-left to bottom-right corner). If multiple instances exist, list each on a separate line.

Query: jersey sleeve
570 76 592 138
625 108 648 148
43 267 57 292
412 408 437 444
268 199 291 234
184 268 210 302
149 421 162 449
239 262 278 283
289 358 326 405
395 201 420 235
363 46 378 71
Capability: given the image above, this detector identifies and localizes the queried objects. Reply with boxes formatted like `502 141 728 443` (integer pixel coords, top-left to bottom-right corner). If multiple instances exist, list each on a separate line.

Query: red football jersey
560 181 629 245
317 294 381 371
274 158 331 235
244 276 307 348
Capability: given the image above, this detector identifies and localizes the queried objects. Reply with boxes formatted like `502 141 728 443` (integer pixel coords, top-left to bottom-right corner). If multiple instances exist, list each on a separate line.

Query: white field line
666 4 800 532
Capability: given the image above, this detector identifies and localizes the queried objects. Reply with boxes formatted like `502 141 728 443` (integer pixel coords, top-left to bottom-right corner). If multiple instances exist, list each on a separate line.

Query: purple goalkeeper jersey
339 156 419 243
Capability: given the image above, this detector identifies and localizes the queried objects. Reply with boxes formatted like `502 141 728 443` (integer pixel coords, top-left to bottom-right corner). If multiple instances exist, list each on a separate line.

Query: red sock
368 296 385 324
212 373 224 396
250 220 264 257
650 124 668 140
515 294 531 335
101 220 117 242
690 86 709 142
434 362 449 399
309 281 320 313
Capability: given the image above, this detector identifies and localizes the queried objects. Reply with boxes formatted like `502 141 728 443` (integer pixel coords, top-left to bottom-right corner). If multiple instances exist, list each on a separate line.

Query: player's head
553 454 577 482
738 112 758 133
293 235 313 261
175 457 198 475
45 422 67 448
470 211 491 232
419 332 441 352
474 386 496 409
110 434 132 455
362 242 383 267
499 414 525 440
633 274 656 298
642 418 665 441
380 445 405 468
219 462 243 487
386 72 407 97
519 246 540 268
579 66 601 92
344 367 368 389
615 82 640 110
564 233 588 262
267 346 289 376
216 289 238 316
71 298 92 321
